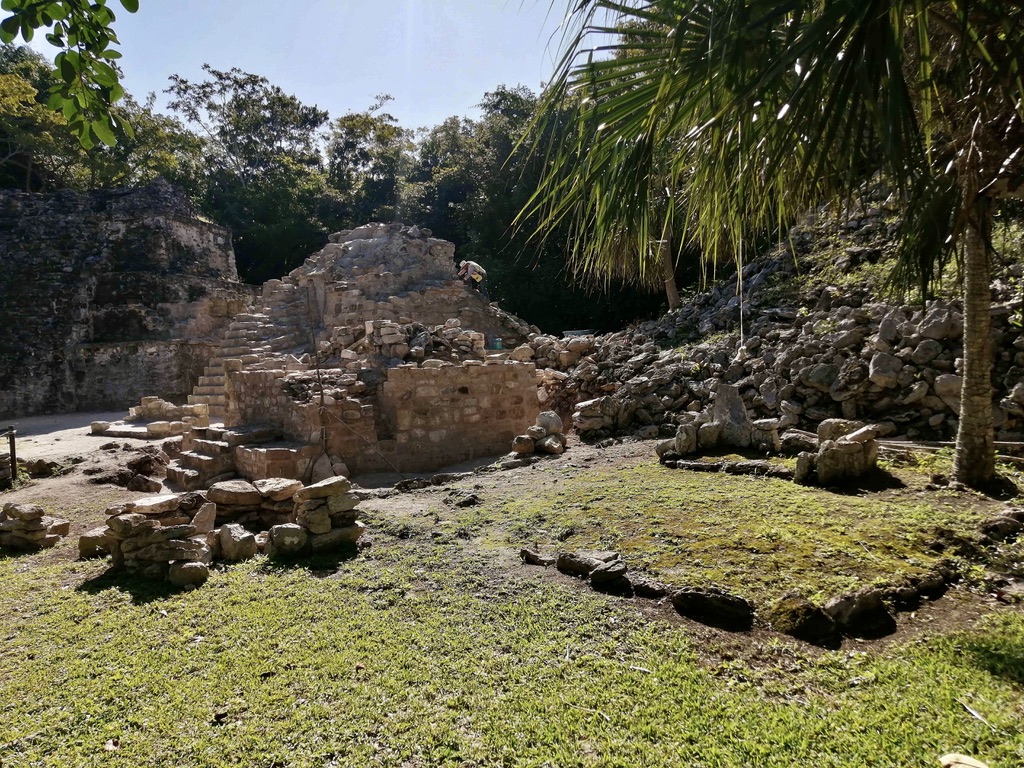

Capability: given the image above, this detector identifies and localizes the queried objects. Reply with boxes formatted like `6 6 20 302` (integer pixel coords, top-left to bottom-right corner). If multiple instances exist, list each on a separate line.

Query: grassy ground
1 448 1022 767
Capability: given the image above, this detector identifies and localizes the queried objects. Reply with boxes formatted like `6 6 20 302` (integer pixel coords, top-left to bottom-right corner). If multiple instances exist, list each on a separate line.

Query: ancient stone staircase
167 424 283 491
187 277 314 419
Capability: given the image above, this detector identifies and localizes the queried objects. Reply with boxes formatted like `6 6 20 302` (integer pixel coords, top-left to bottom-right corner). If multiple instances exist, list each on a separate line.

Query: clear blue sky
58 0 574 130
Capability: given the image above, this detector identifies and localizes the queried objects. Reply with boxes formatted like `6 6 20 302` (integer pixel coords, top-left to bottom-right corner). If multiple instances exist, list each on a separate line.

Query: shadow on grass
825 467 908 495
960 633 1024 686
256 545 361 578
979 473 1021 502
77 568 181 604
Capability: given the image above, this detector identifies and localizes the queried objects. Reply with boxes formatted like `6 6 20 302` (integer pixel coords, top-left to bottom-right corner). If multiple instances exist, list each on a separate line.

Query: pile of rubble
0 503 70 551
511 198 1023 445
511 411 568 456
327 318 491 367
81 476 367 588
92 396 211 439
266 476 365 557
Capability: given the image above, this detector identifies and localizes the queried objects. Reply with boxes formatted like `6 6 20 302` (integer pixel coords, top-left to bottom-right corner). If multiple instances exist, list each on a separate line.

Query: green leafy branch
0 0 138 146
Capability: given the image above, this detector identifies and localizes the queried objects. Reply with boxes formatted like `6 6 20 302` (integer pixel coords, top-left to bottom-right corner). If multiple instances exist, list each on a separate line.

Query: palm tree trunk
952 208 995 487
659 239 681 310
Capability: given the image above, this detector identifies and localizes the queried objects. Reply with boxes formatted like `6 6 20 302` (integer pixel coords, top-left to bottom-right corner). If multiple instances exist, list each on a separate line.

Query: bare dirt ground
2 412 1020 663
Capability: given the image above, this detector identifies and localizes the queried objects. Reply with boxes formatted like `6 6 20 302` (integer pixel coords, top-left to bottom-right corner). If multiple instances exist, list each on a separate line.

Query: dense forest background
0 44 663 334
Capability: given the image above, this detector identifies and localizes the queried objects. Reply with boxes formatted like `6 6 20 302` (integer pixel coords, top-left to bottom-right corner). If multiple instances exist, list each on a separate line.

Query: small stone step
180 451 234 476
198 375 225 387
188 393 226 406
192 385 223 397
166 465 205 492
221 426 280 447
191 438 232 456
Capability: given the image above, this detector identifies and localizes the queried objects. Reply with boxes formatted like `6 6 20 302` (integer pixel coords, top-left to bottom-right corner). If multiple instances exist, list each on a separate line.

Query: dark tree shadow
77 568 180 604
256 545 361 578
959 634 1024 686
977 473 1021 502
821 467 907 495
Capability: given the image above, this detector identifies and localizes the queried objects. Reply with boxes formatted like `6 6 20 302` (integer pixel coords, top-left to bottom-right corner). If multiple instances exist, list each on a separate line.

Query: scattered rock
671 586 754 631
824 589 897 638
763 594 841 647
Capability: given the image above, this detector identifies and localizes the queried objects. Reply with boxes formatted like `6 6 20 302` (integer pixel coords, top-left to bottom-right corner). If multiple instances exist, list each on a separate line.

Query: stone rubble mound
511 410 568 456
0 503 70 551
515 199 1023 444
81 476 367 588
327 317 491 369
92 396 211 439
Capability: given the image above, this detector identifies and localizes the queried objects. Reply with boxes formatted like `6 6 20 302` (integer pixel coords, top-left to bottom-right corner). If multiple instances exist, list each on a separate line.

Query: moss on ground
467 457 987 603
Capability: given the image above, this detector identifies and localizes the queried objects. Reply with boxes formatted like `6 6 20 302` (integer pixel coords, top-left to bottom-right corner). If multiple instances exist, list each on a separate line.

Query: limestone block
79 526 112 558
265 524 309 558
326 493 360 514
146 421 174 438
536 435 565 455
2 503 46 521
310 522 366 552
293 476 352 502
219 524 258 562
44 517 70 536
868 352 903 388
816 419 865 442
168 561 209 588
934 374 963 413
295 505 332 535
192 503 217 534
511 435 535 454
535 411 563 434
254 477 303 501
127 494 182 516
106 513 161 539
207 480 261 506
815 439 878 485
309 454 335 484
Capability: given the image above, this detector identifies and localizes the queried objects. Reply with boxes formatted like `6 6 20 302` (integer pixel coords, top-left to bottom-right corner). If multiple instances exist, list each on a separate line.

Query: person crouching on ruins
458 260 489 298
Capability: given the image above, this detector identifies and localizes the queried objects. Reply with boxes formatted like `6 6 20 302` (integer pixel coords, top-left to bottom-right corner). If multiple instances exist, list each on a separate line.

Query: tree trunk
952 207 995 487
659 239 681 310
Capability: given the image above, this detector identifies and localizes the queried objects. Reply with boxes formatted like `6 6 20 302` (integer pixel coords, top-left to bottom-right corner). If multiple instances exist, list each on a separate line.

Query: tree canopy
0 0 137 146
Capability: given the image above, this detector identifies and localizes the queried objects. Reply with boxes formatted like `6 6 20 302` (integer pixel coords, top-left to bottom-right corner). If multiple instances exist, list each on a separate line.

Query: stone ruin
653 382 883 486
0 502 70 551
80 476 366 588
0 180 255 419
95 222 542 487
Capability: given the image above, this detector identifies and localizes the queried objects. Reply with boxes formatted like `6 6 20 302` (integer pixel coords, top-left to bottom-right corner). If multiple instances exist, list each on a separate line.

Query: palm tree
528 0 1024 488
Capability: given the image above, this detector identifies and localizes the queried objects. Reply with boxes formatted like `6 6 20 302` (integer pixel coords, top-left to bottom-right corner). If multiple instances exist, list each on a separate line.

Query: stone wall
224 361 539 475
0 180 255 418
378 363 538 471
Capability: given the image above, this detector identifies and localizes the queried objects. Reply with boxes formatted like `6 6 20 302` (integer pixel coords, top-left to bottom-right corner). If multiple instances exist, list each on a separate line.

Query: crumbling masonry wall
225 362 539 476
0 180 255 418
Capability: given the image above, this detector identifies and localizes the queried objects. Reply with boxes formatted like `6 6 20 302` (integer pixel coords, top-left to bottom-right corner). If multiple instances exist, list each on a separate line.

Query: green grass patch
472 458 984 603
1 538 1022 767
1 455 1021 767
